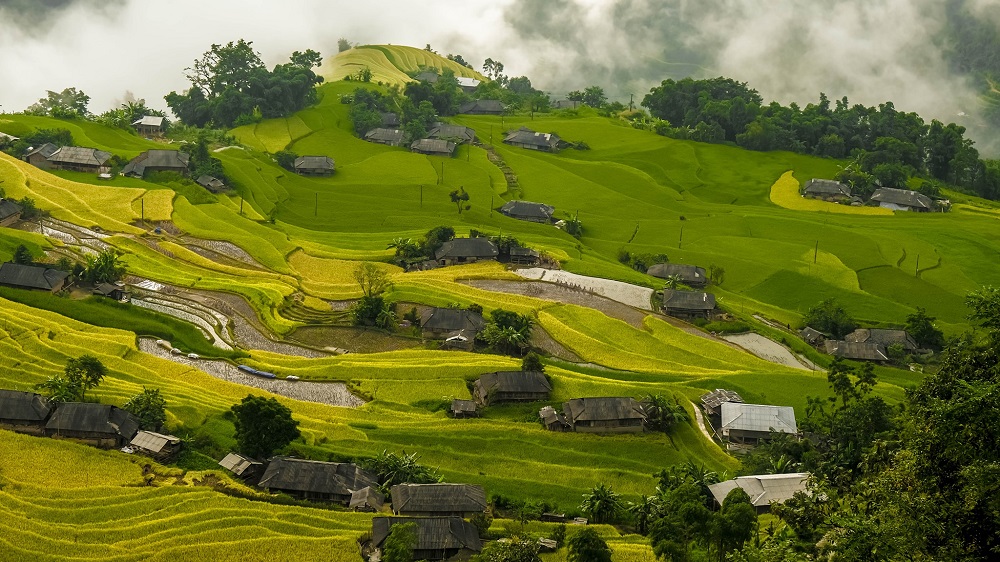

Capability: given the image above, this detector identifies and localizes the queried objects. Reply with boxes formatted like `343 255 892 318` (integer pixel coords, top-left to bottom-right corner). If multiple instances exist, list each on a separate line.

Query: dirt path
722 333 814 371
513 268 654 311
690 400 716 443
463 279 647 328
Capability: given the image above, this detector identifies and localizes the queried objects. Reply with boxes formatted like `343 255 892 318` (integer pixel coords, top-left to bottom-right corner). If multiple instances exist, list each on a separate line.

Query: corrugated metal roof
708 473 810 507
700 389 743 411
391 483 487 514
219 452 262 476
132 116 165 127
130 431 180 453
294 156 335 171
456 76 481 88
25 143 58 159
503 127 560 149
720 402 797 434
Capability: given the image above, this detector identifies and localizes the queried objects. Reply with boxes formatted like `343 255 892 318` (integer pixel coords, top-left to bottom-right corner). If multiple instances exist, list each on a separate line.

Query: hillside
324 44 486 85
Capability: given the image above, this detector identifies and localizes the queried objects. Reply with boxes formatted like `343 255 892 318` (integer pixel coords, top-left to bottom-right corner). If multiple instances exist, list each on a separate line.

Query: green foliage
449 187 470 214
643 393 690 433
17 197 41 221
421 226 455 257
25 87 90 118
473 536 540 562
350 295 397 329
803 298 857 338
382 521 417 562
274 149 298 171
230 394 301 459
716 488 758 557
708 264 726 286
64 354 106 400
579 483 622 524
35 375 82 403
83 249 126 284
122 387 167 431
96 99 167 131
360 450 441 490
353 262 393 297
521 352 544 373
181 133 226 181
481 309 533 356
12 244 33 265
470 508 493 538
567 527 612 562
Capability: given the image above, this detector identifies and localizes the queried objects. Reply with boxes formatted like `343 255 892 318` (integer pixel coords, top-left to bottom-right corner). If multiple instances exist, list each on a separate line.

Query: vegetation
230 395 301 459
123 387 167 431
803 298 857 338
382 522 417 562
360 450 441 491
567 527 612 562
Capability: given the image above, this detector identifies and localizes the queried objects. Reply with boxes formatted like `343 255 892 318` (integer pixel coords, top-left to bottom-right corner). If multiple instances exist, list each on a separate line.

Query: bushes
617 248 669 272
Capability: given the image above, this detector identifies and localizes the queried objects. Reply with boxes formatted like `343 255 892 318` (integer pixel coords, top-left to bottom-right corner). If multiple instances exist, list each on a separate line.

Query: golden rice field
324 44 484 86
769 170 893 215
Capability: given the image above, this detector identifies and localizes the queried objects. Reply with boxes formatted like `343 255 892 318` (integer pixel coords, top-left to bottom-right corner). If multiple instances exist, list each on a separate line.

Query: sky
0 0 995 147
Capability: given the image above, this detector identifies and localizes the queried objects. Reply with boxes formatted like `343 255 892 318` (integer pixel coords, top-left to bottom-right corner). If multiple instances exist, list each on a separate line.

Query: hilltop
324 44 485 85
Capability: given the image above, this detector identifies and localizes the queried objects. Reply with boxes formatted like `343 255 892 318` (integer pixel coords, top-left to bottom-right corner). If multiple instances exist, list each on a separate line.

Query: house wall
296 168 333 176
144 165 189 177
505 142 553 152
51 162 109 174
0 421 47 436
26 153 52 169
0 212 22 228
490 391 551 404
664 307 712 320
48 431 122 449
573 419 644 434
395 509 479 518
878 201 925 212
726 429 785 443
135 125 162 137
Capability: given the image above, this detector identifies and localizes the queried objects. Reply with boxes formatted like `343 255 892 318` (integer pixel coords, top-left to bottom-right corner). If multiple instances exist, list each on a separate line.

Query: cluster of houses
801 326 921 362
0 389 181 461
364 121 478 158
0 261 70 292
646 262 719 320
802 178 941 212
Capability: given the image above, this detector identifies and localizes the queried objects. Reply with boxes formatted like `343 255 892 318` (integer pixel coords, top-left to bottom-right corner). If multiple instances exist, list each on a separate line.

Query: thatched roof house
45 403 140 448
130 430 182 461
219 452 265 484
196 175 227 193
411 138 457 157
474 371 551 405
391 483 487 517
372 516 482 560
802 179 851 200
422 308 486 339
870 187 933 212
719 402 797 443
428 124 477 144
122 149 190 178
450 399 478 418
257 457 376 504
459 99 504 115
350 486 385 512
845 328 918 351
0 390 53 435
648 263 708 287
824 340 890 362
503 127 561 152
434 238 498 266
0 198 23 227
562 397 646 433
661 289 716 319
500 200 555 223
0 263 69 292
364 128 405 147
708 473 810 514
47 146 113 174
293 156 335 176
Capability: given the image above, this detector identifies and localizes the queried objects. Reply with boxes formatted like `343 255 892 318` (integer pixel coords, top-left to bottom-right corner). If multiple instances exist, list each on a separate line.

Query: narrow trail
690 400 716 444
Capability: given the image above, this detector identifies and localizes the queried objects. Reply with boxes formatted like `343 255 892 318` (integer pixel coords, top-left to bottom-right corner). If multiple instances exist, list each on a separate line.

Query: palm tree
580 483 622 524
644 393 690 433
663 274 683 290
626 495 662 535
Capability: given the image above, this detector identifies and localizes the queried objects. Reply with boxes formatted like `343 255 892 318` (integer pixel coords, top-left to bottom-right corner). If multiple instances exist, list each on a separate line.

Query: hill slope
324 44 486 85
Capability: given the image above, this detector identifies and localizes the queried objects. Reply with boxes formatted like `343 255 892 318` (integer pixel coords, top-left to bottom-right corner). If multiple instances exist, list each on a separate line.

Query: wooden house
219 452 265 485
844 328 919 351
0 390 53 435
823 340 890 362
870 187 933 212
130 430 182 461
434 238 499 266
648 263 708 288
0 263 70 292
799 327 826 345
45 403 140 448
539 405 571 432
661 289 716 319
350 486 385 512
700 389 743 429
802 179 851 201
708 473 810 514
391 483 487 517
132 115 165 137
456 76 481 93
428 124 477 144
364 128 405 147
459 99 504 115
293 156 335 176
421 307 486 340
257 457 376 504
196 175 227 193
503 127 561 152
411 138 457 157
372 516 482 560
47 146 113 174
0 199 23 227
719 402 797 444
122 150 190 178
509 245 540 266
562 397 646 433
500 200 555 223
24 143 58 169
93 282 127 301
450 399 478 418
551 99 580 110
474 371 551 405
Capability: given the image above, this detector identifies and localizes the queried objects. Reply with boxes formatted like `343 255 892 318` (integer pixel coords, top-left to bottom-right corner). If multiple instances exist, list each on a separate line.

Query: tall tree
579 483 622 524
567 527 612 562
230 395 300 459
64 355 106 400
123 387 167 431
12 244 33 265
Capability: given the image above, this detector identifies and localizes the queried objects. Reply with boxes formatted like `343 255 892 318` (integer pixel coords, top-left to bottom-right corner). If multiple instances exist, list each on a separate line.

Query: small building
824 340 889 362
293 156 336 176
562 397 646 434
434 238 499 266
415 70 440 83
844 328 919 352
45 403 140 448
0 262 70 293
551 99 580 110
648 263 708 288
708 473 810 514
799 327 826 346
474 371 551 405
364 128 405 147
0 131 18 143
122 149 190 178
719 402 797 444
24 143 59 169
257 457 376 504
196 175 227 193
391 483 488 517
93 282 127 301
350 486 385 512
661 290 716 320
130 430 182 462
700 389 743 429
539 405 571 432
450 399 478 418
132 115 165 137
456 76 481 93
422 308 486 340
372 516 482 561
503 127 561 152
47 146 113 174
802 179 851 201
870 187 934 212
219 452 265 484
509 245 540 266
428 124 477 144
500 200 555 223
380 112 401 128
0 390 53 435
459 99 504 115
411 138 457 157
0 198 23 227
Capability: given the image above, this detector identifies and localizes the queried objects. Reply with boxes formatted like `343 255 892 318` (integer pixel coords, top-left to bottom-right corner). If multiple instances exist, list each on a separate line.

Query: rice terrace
2 4 1000 561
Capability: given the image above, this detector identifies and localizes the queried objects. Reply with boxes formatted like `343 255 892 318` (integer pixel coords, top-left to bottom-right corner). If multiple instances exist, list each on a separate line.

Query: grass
324 44 485 86
769 171 893 215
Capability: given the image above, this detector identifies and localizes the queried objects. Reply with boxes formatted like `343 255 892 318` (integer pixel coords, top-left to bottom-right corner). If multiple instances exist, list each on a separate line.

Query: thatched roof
661 290 716 311
503 127 561 150
422 308 486 332
0 199 22 221
563 397 645 423
0 390 52 422
350 486 385 510
648 263 707 285
845 328 918 351
428 124 477 143
720 402 797 435
219 452 263 477
411 138 457 156
708 473 810 508
824 340 889 361
258 457 376 496
500 200 555 221
294 156 335 171
122 150 190 176
803 179 851 197
434 238 498 260
130 431 181 453
476 371 551 396
391 483 487 514
48 146 112 167
0 263 69 291
45 403 140 440
365 128 405 145
372 517 482 553
458 99 504 114
870 187 933 210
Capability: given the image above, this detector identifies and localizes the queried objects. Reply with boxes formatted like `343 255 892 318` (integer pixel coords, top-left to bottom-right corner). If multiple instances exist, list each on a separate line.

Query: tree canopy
230 394 300 459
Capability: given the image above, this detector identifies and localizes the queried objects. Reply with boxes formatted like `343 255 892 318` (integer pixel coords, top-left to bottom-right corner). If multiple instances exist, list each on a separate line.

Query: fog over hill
2 0 998 151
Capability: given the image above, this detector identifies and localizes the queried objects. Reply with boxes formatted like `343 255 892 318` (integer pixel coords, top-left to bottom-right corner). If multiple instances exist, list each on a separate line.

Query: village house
0 390 53 435
648 263 708 288
458 99 504 115
661 289 716 319
719 402 797 444
129 430 182 462
364 128 405 147
434 238 499 266
823 340 890 362
219 452 265 485
132 115 165 137
47 146 113 174
503 127 562 152
870 187 934 212
24 143 59 169
350 486 385 512
509 245 540 266
802 179 852 201
380 112 400 128
551 99 581 110
428 124 477 144
122 149 190 178
371 517 482 561
93 282 128 301
415 70 440 83
450 399 478 418
456 76 481 93
0 262 70 293
844 328 919 352
411 138 457 157
561 397 646 433
538 405 571 432
257 457 376 504
421 307 486 341
45 402 140 448
500 200 555 223
293 156 336 176
474 371 552 405
196 175 227 193
799 326 826 346
0 198 23 227
700 389 744 429
708 473 810 514
390 483 487 517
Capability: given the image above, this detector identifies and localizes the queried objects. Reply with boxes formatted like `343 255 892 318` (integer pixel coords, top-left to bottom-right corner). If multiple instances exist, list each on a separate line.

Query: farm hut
47 146 112 174
0 262 70 292
450 399 478 418
500 200 555 223
24 143 59 169
551 99 580 110
364 128 405 147
802 179 851 201
648 263 708 288
391 483 488 517
45 403 140 448
661 290 716 320
0 390 53 435
503 127 562 152
0 198 23 227
421 308 486 339
708 473 810 514
130 431 182 461
456 76 481 93
428 124 478 144
196 175 227 193
562 397 646 434
459 99 504 115
474 371 551 405
257 457 377 504
93 282 127 301
372 516 482 560
845 328 919 351
415 70 440 83
122 149 190 178
411 138 457 157
350 486 385 512
719 402 797 444
219 452 265 484
799 327 826 345
434 238 499 266
509 245 540 266
700 389 744 428
0 131 18 143
380 112 400 128
824 340 889 362
132 115 165 136
293 156 336 176
441 330 475 351
539 405 571 432
869 187 934 212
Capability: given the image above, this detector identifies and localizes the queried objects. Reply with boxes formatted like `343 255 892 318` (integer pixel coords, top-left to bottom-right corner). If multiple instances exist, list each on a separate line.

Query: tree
663 274 683 290
481 309 534 356
449 187 470 214
473 537 541 562
35 376 82 403
353 262 392 297
361 450 441 489
382 522 417 562
803 299 857 339
274 150 298 171
230 395 300 459
627 494 663 535
337 38 352 52
581 86 608 108
521 352 544 373
25 87 90 118
421 226 455 257
83 249 126 284
12 244 33 265
483 58 505 82
715 488 758 560
567 528 612 562
123 387 167 431
64 355 106 400
579 483 622 524
643 393 690 433
708 264 726 286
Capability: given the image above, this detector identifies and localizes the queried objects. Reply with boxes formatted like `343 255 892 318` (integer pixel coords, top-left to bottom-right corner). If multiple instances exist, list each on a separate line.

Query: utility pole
141 197 144 226
490 195 494 217
314 192 318 216
240 196 244 215
420 184 423 208
629 93 634 111
679 225 684 249
915 254 920 276
814 240 819 264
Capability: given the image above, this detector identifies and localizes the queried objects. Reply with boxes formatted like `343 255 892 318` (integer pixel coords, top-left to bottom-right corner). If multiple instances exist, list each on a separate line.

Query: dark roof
365 128 405 144
93 282 123 296
415 71 440 83
372 517 482 552
451 399 477 414
48 146 112 167
0 390 52 422
648 264 707 284
803 179 851 197
423 308 486 332
700 389 743 411
411 138 457 155
219 452 263 476
428 124 477 143
45 403 140 440
380 112 400 127
294 156 335 171
477 371 551 395
350 486 385 510
258 457 376 496
196 175 226 192
391 483 487 514
870 187 933 209
799 327 825 343
0 263 69 291
500 200 555 220
434 238 499 260
510 246 539 258
662 290 716 311
25 143 58 159
458 99 504 114
130 431 181 453
845 328 918 351
563 397 645 423
0 198 22 221
122 150 190 176
503 127 561 149
824 340 889 361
